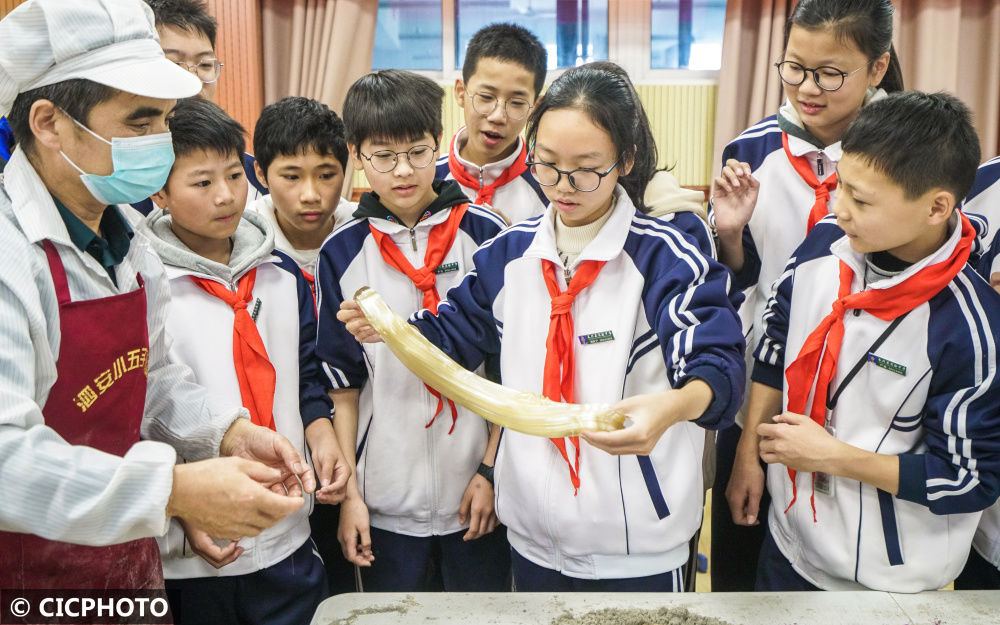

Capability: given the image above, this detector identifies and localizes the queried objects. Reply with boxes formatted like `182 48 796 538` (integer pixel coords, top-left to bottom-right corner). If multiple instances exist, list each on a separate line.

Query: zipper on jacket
409 228 418 252
817 151 825 177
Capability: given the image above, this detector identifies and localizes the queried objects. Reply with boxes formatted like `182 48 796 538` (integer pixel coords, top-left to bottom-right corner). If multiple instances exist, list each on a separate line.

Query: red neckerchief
369 205 469 433
447 129 528 206
190 268 276 430
783 214 975 520
782 132 838 232
541 258 607 495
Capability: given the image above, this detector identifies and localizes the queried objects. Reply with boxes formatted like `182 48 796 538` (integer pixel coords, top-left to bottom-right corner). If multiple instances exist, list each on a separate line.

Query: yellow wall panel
354 83 718 192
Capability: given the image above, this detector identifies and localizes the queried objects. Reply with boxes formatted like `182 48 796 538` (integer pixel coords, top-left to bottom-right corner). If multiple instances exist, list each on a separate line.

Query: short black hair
253 97 348 177
144 0 217 48
342 70 444 151
168 97 245 163
463 23 547 97
7 79 116 156
841 91 980 202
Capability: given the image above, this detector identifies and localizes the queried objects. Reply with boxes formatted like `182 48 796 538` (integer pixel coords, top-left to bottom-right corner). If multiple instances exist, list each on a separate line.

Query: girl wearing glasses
711 0 903 592
339 65 745 591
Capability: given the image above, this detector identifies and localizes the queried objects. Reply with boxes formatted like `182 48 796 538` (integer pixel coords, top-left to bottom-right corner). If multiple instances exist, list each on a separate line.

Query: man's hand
757 411 844 473
220 418 315 496
337 300 382 343
178 518 243 569
166 457 305 540
337 494 374 567
458 473 498 541
305 419 351 504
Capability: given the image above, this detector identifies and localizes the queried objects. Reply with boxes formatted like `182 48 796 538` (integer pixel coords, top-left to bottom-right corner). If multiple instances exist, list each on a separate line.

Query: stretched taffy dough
354 287 626 437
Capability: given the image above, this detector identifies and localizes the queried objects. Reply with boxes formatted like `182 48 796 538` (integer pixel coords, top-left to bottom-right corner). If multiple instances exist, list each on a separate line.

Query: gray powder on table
550 606 738 625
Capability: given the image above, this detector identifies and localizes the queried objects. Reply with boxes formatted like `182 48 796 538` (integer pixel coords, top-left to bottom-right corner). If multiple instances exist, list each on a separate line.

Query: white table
310 590 1000 625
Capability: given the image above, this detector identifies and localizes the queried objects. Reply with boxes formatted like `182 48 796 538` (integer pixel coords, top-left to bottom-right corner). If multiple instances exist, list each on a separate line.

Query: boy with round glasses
314 69 510 592
436 23 549 226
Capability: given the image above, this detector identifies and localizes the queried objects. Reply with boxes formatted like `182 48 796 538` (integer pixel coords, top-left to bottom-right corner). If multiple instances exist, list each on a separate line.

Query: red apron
0 240 163 590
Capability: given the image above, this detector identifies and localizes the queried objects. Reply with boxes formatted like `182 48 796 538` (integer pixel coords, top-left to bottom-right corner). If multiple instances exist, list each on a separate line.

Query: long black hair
525 65 658 212
784 0 903 93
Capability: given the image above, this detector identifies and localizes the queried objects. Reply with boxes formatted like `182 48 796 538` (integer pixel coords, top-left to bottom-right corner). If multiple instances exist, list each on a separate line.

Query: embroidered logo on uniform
867 353 906 376
578 330 615 345
434 262 460 274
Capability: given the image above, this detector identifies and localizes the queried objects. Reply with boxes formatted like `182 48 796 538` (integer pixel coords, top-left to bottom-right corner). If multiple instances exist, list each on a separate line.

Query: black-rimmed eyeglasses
775 60 868 92
359 144 438 173
525 155 622 192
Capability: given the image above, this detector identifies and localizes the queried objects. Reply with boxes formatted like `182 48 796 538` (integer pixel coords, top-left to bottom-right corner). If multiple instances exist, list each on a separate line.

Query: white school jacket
755 215 1000 592
141 209 330 578
410 188 746 578
314 183 506 536
436 128 548 226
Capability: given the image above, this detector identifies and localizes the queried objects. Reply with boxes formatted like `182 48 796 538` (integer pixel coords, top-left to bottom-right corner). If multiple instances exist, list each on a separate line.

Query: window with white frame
373 0 727 80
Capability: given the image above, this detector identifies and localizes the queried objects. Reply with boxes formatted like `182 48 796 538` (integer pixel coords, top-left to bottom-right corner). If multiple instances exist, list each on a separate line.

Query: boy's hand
178 518 244 569
458 473 498 541
305 419 351 504
219 418 316 496
726 431 766 526
711 159 759 237
337 495 374 567
337 300 383 343
757 411 844 473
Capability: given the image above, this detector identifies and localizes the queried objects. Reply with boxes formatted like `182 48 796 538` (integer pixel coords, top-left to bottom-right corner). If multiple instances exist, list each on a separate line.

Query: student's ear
254 161 269 189
151 188 169 210
454 78 467 107
348 143 365 172
28 99 66 153
868 51 891 88
620 145 637 177
926 188 955 226
436 133 443 151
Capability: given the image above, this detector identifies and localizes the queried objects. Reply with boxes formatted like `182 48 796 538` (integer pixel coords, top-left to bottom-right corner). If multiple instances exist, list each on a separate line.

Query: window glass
455 0 608 70
650 0 727 70
373 0 443 71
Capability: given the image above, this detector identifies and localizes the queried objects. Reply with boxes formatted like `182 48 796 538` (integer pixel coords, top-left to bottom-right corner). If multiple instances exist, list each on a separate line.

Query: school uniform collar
450 126 526 186
831 211 964 291
523 184 635 269
777 87 887 155
354 179 467 233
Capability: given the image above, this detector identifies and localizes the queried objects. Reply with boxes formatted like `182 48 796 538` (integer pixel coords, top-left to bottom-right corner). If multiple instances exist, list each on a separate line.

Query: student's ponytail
784 0 904 92
525 65 656 211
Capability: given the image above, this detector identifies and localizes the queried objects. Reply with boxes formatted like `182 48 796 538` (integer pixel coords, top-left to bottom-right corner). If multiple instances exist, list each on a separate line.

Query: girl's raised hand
337 300 384 343
711 159 760 236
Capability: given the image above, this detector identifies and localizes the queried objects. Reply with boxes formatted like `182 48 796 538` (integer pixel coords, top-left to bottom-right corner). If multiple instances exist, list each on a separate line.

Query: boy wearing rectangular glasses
314 70 510 592
436 23 549 226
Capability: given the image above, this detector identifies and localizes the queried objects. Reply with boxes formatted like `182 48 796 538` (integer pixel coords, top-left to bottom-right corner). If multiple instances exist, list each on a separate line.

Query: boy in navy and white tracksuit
966 156 1000 255
409 187 745 582
436 24 549 225
140 99 345 624
741 93 1000 593
316 69 509 592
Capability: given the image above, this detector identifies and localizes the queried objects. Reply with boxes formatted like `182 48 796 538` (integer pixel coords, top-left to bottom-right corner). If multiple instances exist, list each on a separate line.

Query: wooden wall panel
0 1 28 17
205 0 264 145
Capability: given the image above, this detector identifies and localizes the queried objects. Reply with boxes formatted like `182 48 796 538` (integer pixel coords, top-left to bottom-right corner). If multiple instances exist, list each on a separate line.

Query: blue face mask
59 113 175 205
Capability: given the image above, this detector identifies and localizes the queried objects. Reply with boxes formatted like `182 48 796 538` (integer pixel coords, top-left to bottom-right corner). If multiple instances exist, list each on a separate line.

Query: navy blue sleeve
314 225 370 390
626 222 746 430
243 152 269 196
896 270 1000 514
274 251 333 427
410 245 509 372
0 116 12 161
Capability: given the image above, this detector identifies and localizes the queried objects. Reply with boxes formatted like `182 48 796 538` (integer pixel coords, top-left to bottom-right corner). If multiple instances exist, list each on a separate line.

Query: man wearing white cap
0 0 320 594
